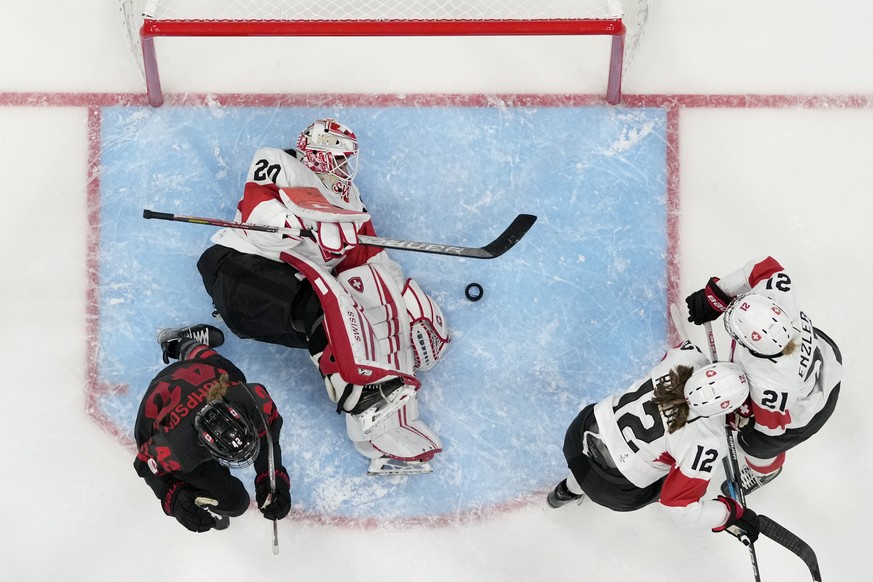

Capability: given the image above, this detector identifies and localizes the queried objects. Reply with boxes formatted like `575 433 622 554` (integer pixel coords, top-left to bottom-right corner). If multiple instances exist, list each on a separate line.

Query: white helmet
296 118 359 201
684 362 749 418
724 293 799 357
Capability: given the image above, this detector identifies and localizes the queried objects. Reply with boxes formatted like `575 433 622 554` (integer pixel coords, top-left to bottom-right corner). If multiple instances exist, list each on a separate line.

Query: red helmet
296 118 358 201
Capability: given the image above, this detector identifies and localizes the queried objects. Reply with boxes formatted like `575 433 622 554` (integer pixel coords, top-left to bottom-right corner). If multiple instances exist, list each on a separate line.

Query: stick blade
479 214 538 258
759 515 822 581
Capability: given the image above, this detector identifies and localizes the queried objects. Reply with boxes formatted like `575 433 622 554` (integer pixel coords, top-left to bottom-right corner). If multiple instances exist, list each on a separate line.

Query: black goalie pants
197 244 322 350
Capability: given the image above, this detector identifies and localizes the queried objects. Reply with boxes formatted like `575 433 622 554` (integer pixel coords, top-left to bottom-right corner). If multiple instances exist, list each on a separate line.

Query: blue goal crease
95 104 668 520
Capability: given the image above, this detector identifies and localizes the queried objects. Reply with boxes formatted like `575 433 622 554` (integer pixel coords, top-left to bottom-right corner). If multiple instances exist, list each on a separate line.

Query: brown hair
781 337 799 356
651 365 695 433
207 373 232 401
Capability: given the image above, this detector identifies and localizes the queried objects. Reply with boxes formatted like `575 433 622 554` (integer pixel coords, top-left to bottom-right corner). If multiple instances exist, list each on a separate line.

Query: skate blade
367 458 433 476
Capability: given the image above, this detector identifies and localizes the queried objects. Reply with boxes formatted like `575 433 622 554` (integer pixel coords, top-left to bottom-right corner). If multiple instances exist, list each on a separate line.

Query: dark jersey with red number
132 346 283 502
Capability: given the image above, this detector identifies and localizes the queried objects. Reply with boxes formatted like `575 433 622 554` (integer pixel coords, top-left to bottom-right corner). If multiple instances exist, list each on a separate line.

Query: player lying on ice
197 118 449 475
549 341 761 546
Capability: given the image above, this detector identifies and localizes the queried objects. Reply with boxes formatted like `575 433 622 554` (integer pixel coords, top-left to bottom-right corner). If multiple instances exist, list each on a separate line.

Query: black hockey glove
713 495 760 545
255 468 292 521
163 482 216 533
685 277 734 325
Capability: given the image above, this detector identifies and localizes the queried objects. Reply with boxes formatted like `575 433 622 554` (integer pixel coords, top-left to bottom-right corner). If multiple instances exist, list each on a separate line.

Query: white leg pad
345 394 442 467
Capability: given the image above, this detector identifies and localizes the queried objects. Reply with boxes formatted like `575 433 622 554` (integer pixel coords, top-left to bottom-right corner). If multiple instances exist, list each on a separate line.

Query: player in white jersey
685 256 843 494
549 342 761 543
197 119 450 475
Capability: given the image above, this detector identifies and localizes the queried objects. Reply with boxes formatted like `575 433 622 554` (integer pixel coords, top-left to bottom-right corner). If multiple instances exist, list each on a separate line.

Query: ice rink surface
2 2 872 581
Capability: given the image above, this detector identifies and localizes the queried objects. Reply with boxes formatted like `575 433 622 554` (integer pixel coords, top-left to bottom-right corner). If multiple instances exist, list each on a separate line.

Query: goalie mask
194 400 260 468
296 118 359 202
724 293 799 357
684 362 749 418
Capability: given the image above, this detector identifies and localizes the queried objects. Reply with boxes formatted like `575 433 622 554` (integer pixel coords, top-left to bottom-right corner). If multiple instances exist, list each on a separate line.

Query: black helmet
193 400 259 468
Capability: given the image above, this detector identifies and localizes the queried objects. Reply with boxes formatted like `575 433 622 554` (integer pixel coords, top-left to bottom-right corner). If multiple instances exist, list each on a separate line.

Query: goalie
197 118 450 475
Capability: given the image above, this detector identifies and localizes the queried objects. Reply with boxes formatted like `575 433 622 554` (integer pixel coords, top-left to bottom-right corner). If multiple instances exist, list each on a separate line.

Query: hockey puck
465 283 484 302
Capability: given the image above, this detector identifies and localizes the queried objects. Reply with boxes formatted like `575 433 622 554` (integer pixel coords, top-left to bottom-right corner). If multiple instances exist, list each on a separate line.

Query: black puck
465 283 484 302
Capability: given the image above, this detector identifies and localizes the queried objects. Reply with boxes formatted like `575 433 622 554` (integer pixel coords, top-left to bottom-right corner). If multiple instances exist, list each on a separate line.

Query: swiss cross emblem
720 401 731 409
349 277 364 293
751 331 762 341
706 369 717 377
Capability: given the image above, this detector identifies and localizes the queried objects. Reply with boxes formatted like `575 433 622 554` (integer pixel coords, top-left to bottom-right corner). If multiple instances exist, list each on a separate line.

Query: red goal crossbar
139 18 627 107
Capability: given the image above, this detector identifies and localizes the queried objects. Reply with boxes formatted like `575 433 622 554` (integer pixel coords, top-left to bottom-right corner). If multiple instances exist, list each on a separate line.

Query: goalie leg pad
345 394 442 466
281 252 419 388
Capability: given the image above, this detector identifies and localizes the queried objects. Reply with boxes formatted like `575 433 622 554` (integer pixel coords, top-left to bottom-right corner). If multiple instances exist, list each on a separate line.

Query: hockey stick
142 209 537 259
704 320 762 582
672 306 821 580
758 516 822 581
241 385 280 555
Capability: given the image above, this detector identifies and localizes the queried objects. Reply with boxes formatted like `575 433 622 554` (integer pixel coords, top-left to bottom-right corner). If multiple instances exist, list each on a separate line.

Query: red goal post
120 1 651 107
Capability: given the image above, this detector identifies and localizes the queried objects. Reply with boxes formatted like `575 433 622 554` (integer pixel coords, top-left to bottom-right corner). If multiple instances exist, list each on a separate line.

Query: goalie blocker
283 253 448 475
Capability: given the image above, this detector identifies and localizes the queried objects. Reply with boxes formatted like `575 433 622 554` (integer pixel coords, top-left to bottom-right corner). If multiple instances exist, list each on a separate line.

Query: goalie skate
367 456 433 476
352 380 418 435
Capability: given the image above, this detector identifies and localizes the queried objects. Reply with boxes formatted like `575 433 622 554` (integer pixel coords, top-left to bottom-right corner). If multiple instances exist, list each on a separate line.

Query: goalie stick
142 209 537 259
670 304 822 581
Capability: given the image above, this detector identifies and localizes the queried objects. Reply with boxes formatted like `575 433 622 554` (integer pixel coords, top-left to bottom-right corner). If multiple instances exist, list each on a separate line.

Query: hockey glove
727 397 756 433
713 495 760 545
685 277 734 325
255 468 292 521
163 482 216 533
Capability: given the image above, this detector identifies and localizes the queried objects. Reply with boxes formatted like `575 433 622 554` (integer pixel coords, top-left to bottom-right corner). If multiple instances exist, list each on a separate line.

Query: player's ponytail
207 373 232 401
652 365 694 433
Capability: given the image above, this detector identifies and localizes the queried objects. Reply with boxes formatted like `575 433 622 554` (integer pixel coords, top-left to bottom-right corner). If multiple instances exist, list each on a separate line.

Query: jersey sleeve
716 256 785 297
658 421 729 529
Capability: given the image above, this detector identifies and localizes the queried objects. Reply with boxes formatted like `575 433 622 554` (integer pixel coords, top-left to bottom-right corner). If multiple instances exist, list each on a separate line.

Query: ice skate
367 456 433 476
547 479 585 508
721 466 782 497
157 324 225 363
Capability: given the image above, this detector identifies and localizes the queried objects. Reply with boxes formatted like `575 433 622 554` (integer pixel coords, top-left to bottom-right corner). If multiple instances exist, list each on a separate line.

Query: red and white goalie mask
296 118 359 202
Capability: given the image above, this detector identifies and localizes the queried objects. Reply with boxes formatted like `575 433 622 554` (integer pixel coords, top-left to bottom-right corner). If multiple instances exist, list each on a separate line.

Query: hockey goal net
119 0 651 107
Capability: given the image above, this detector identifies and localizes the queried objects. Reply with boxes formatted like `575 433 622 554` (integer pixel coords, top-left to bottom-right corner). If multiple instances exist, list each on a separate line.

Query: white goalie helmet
296 118 359 201
684 362 749 418
724 292 799 357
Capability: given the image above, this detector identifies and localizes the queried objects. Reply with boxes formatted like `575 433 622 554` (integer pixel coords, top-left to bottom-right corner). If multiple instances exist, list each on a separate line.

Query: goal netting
119 0 651 106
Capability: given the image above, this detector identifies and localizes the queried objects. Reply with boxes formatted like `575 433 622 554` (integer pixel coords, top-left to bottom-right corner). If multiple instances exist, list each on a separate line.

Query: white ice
1 2 871 581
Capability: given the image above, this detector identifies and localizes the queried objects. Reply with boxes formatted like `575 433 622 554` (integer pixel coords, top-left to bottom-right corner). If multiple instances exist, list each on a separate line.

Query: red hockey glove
685 277 734 325
713 495 760 545
727 397 755 433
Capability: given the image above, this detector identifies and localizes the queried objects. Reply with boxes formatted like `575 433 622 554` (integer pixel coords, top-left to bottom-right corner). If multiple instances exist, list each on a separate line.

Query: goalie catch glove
402 279 450 371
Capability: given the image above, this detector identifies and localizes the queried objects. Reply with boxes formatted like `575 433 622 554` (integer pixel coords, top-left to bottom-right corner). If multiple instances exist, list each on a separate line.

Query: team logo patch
349 277 364 293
